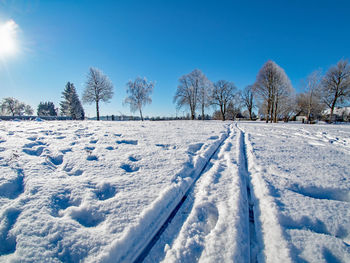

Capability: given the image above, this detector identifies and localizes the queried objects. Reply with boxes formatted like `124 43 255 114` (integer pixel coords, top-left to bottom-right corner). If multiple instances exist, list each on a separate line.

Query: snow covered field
239 122 350 263
0 120 349 262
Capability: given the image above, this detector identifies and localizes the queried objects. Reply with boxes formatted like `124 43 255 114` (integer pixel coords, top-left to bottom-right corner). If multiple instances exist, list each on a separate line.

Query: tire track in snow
133 127 232 263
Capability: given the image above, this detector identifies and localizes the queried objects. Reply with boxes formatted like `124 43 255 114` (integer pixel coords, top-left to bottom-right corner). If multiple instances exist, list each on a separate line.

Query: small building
293 111 308 123
295 115 308 122
323 107 350 122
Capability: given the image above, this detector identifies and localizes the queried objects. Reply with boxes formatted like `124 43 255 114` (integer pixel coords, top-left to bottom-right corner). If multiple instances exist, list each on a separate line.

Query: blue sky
1 0 349 118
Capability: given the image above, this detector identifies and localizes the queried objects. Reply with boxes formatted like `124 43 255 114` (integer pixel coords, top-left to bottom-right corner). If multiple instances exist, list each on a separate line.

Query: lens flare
0 20 19 56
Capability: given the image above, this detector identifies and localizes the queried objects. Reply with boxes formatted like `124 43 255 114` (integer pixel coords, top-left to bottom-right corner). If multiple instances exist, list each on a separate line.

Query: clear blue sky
1 0 349 118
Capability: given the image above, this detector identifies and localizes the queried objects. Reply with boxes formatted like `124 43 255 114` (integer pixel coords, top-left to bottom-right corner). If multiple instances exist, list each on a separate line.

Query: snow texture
0 120 228 262
0 120 349 262
238 122 350 263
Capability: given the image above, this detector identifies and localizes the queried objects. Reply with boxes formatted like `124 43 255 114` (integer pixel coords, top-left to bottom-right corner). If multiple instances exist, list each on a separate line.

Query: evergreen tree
74 98 85 120
37 102 57 116
60 82 85 120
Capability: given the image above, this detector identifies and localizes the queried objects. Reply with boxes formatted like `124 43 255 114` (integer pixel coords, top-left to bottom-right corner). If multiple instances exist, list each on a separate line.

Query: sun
0 20 18 56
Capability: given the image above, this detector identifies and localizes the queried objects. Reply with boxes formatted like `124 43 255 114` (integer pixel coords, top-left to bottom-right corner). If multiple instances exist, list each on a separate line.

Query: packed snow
0 120 349 262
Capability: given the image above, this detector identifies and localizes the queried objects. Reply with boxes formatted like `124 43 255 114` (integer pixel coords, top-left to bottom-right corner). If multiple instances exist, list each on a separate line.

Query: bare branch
124 77 154 121
82 67 114 120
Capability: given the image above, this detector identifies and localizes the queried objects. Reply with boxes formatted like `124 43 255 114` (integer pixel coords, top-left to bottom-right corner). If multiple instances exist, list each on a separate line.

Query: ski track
236 125 259 263
2 121 346 262
0 120 230 263
239 124 293 263
134 130 230 262
97 125 231 263
144 124 247 262
238 122 350 262
142 124 273 263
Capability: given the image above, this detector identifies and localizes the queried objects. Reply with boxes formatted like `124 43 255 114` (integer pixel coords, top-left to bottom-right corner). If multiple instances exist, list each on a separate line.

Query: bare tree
241 85 255 120
296 93 324 122
173 69 209 120
124 77 154 121
273 75 294 123
297 70 324 123
1 97 19 116
24 105 34 115
321 59 350 122
0 97 32 116
82 67 114 121
211 80 236 121
304 70 322 123
253 60 293 123
257 100 268 120
279 93 297 122
226 95 243 120
198 76 212 120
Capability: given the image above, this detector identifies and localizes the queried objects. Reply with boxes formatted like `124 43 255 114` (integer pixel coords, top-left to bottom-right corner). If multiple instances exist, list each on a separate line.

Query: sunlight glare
0 20 19 56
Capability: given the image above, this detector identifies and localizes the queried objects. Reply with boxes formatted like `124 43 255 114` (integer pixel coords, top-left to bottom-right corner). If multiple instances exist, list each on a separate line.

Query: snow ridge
236 128 257 262
157 125 248 262
238 124 292 263
96 126 230 263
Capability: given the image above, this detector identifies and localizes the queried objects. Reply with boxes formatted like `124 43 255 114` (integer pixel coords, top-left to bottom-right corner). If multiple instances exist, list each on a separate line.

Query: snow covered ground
0 120 349 262
0 120 228 262
238 122 350 263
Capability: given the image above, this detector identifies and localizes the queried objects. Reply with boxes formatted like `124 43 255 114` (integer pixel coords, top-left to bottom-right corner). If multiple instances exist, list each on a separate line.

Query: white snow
146 127 249 262
0 120 349 262
0 120 228 262
238 122 350 263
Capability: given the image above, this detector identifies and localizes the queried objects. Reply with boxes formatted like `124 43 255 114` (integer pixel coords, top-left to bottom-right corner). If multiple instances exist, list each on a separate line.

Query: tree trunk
248 107 252 120
266 98 270 123
270 100 274 123
139 109 144 121
202 103 205 120
307 105 311 124
270 86 275 123
190 105 195 120
330 97 337 123
249 95 253 120
329 83 341 123
96 100 100 121
307 92 312 124
191 112 195 120
220 104 225 121
266 85 272 123
273 99 278 123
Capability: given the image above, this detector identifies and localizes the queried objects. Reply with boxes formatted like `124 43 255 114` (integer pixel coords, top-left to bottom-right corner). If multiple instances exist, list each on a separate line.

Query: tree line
1 59 350 122
174 59 350 123
254 59 350 123
0 67 154 121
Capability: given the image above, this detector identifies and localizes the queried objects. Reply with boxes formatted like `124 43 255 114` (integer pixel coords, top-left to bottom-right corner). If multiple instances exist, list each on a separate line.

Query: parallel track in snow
136 124 260 263
133 126 232 263
237 127 258 263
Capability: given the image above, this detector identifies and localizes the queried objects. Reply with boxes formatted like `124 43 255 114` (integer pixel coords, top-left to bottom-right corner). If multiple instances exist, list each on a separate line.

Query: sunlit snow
0 120 349 262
